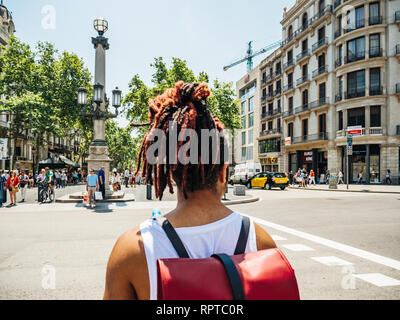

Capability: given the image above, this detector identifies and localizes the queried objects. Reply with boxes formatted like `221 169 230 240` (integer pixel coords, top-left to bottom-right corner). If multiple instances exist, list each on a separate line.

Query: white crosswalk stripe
282 244 314 251
353 273 400 287
311 256 353 266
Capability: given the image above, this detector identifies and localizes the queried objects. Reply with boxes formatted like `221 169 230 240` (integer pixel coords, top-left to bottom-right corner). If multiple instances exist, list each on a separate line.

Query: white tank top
140 211 258 300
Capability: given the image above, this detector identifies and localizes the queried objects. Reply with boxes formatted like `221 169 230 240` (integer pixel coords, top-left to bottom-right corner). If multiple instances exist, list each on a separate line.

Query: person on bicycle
44 167 54 194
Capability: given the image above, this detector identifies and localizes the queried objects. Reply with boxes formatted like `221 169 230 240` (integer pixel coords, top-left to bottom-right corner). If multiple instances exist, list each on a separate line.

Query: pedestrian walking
98 166 106 200
124 168 130 188
61 170 67 188
55 170 61 189
104 82 280 300
112 170 121 192
86 169 99 209
385 170 392 185
289 170 293 185
7 170 19 206
309 169 316 185
18 170 29 203
337 170 344 185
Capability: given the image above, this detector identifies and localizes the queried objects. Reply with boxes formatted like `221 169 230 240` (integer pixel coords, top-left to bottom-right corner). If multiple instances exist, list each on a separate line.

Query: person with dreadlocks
103 82 276 300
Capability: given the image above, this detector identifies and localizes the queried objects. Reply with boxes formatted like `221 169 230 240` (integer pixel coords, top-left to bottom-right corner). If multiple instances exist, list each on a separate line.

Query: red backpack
156 216 300 300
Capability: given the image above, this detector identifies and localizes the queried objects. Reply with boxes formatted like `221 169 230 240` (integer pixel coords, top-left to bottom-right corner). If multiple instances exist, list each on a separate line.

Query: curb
221 195 260 205
288 186 400 195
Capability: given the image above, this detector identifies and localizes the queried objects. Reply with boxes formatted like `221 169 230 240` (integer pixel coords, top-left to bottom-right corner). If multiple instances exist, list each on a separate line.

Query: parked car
246 172 288 190
231 162 262 185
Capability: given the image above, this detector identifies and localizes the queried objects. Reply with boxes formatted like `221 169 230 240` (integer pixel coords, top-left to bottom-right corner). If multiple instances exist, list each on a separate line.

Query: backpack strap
234 216 251 255
160 218 190 258
212 254 246 300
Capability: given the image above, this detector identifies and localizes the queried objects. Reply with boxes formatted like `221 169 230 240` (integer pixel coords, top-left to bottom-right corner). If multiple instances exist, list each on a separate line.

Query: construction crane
223 40 282 73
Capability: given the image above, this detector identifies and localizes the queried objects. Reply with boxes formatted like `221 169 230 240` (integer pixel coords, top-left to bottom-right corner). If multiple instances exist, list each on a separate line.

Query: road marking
354 273 400 287
271 235 287 241
311 256 353 266
282 244 314 251
246 214 400 271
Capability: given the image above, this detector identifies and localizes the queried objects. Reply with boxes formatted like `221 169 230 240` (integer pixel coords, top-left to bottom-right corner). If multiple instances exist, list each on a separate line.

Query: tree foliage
123 57 241 136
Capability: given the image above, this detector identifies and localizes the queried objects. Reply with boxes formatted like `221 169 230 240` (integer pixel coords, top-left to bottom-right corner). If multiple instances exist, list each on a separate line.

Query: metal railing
296 49 310 63
274 88 282 96
312 37 329 53
309 97 330 109
312 65 328 79
369 47 382 58
260 128 282 137
296 75 310 86
345 88 366 99
292 132 328 144
369 86 383 96
344 51 365 64
344 19 365 34
282 109 294 118
283 60 294 70
369 15 382 26
295 103 311 114
283 83 294 92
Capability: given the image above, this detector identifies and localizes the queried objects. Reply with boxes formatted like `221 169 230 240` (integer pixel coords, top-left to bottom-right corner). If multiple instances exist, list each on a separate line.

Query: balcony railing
275 69 282 77
296 74 310 86
369 86 383 96
335 93 343 102
283 60 294 70
292 132 328 144
369 47 382 58
312 37 329 53
261 92 273 102
260 128 282 137
282 109 294 118
309 97 330 109
274 88 282 96
344 19 365 33
295 103 311 114
310 5 332 24
369 127 383 135
344 52 365 64
283 83 294 92
312 65 328 79
335 57 342 68
262 74 273 84
369 15 382 26
345 88 366 99
296 49 310 63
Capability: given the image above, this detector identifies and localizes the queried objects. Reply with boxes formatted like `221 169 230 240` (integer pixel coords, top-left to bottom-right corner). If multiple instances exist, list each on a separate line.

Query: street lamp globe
77 87 87 106
112 87 122 108
94 18 108 36
93 82 104 104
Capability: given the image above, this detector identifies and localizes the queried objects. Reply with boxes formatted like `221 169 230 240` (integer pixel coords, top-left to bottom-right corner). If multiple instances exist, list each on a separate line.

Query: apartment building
235 0 400 183
234 67 261 167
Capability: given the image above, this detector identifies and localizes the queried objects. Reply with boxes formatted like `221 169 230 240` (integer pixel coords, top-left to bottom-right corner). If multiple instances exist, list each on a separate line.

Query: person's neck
165 189 233 228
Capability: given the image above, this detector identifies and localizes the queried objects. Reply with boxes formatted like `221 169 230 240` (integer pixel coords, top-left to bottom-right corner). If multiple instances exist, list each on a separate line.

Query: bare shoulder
103 226 149 300
254 222 277 250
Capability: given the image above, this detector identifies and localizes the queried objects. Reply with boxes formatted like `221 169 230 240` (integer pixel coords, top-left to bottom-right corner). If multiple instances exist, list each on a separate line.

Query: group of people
111 168 144 192
287 168 330 187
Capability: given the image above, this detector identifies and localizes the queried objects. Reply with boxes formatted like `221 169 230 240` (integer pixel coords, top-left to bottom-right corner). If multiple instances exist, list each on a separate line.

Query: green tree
123 57 241 135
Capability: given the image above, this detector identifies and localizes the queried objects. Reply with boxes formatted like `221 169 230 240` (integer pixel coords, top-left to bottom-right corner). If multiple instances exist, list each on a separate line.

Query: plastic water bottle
152 208 161 220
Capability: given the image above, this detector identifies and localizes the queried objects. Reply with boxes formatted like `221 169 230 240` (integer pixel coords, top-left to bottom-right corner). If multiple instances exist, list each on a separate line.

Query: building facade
235 0 400 183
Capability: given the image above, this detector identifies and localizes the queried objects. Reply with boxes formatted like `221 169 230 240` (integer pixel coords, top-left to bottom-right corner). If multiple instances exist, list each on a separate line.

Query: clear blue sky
6 0 294 127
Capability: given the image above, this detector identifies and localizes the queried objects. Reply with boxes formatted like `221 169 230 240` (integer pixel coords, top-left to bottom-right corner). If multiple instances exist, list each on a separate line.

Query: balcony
275 69 282 77
312 37 329 53
283 109 295 118
262 74 273 85
344 19 365 34
369 47 382 58
369 86 383 96
283 60 294 71
296 49 310 63
292 132 328 144
260 128 282 137
369 16 382 26
295 103 311 114
283 83 295 93
344 51 365 64
296 74 310 86
309 97 330 109
335 57 342 68
309 5 332 25
312 65 328 79
345 88 366 100
274 88 282 97
261 92 273 103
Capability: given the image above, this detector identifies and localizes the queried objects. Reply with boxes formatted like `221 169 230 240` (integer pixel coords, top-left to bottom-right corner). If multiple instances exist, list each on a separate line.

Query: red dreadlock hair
134 81 227 200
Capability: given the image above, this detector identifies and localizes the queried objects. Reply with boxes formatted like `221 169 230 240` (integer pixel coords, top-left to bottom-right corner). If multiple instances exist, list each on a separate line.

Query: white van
231 162 262 185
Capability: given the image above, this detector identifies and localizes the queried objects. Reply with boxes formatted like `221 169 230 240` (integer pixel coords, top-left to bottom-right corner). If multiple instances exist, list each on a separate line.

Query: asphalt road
0 188 399 300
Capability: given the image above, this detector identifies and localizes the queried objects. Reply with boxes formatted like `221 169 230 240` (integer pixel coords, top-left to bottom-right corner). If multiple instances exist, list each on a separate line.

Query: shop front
260 156 279 172
341 144 380 184
288 149 328 174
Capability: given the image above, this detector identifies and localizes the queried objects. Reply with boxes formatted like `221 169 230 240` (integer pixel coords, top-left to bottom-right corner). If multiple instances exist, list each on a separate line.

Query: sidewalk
288 183 400 194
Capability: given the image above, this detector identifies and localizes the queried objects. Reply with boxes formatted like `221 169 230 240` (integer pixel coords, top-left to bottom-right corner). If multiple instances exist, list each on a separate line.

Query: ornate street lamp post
77 18 122 197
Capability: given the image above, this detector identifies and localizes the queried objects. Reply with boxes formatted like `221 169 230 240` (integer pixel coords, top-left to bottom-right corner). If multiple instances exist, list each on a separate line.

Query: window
369 34 380 57
288 25 293 40
355 6 365 28
318 53 325 69
302 13 308 29
248 113 254 128
268 103 273 114
262 123 266 132
262 72 266 82
248 97 254 112
347 6 365 30
277 118 281 131
319 82 326 99
302 64 308 78
241 117 246 129
319 113 326 133
288 122 294 139
370 106 381 127
339 76 343 95
348 107 365 127
268 121 273 130
241 132 246 146
318 26 325 41
241 101 246 115
302 119 308 136
277 99 281 112
347 70 365 97
347 36 365 62
338 111 343 130
287 50 293 63
276 62 281 74
288 96 293 113
247 146 253 160
262 88 266 98
241 147 247 160
302 39 308 53
370 68 381 94
369 2 380 25
318 0 325 14
248 129 253 144
276 79 282 92
259 138 281 154
288 73 293 87
302 89 309 106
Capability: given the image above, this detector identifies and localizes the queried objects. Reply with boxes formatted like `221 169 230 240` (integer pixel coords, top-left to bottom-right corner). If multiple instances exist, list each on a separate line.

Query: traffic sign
347 145 353 156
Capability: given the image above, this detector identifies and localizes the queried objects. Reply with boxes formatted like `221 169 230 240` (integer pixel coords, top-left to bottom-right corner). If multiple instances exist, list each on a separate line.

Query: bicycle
39 182 55 203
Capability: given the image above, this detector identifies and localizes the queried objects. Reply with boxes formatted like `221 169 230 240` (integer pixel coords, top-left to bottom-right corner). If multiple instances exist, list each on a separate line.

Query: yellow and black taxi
246 172 288 190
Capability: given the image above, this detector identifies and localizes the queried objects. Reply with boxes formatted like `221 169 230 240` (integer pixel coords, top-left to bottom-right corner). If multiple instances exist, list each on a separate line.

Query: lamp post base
86 145 113 195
